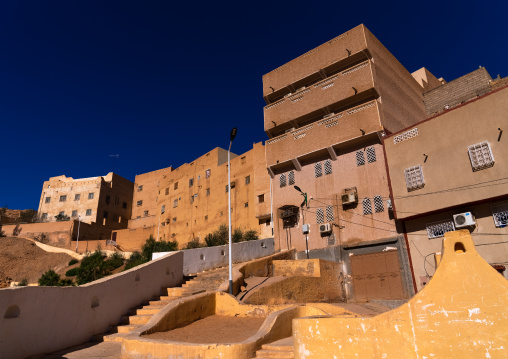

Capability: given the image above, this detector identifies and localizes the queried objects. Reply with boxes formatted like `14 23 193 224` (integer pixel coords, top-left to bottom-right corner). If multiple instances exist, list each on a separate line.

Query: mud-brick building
384 70 508 292
114 143 271 251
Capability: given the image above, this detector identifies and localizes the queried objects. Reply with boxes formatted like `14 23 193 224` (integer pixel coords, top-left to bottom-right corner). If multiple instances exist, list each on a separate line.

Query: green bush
38 270 61 286
59 278 74 286
76 250 105 285
233 228 243 243
103 252 124 271
65 267 79 277
124 251 145 271
184 238 203 249
16 278 28 286
141 236 178 262
243 230 259 242
205 224 229 247
68 258 79 266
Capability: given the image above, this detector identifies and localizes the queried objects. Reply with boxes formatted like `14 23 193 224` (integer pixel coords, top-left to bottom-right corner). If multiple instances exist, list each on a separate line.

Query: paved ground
41 342 122 359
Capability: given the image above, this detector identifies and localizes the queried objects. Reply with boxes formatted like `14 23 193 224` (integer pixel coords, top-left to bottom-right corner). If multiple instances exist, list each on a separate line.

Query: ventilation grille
394 128 418 144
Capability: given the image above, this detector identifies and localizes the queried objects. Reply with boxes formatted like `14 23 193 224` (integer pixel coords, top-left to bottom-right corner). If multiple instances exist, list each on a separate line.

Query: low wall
115 226 156 252
0 252 184 359
152 238 275 276
3 221 73 247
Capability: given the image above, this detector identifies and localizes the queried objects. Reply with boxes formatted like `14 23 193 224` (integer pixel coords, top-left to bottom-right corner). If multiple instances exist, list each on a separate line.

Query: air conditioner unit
323 112 335 118
284 127 295 133
319 223 332 234
341 190 358 205
453 212 476 228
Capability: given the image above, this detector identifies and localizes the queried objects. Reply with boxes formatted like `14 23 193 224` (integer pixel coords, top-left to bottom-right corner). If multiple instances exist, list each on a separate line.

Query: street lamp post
228 127 237 295
294 186 309 259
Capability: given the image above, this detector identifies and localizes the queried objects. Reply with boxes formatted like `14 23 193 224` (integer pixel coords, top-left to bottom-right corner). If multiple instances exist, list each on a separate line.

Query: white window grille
374 195 384 213
468 141 495 171
426 220 455 239
316 208 324 224
279 174 286 187
393 128 418 144
288 171 295 185
356 151 365 166
326 206 334 222
491 201 508 228
362 198 373 215
404 165 425 191
324 160 333 175
366 146 376 163
315 162 323 177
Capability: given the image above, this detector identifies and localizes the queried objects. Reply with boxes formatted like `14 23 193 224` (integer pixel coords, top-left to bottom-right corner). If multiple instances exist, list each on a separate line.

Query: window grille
362 198 373 215
324 160 332 175
326 206 334 222
404 165 425 191
315 162 323 178
45 197 51 203
366 146 376 163
356 151 365 166
374 195 384 212
316 208 324 224
279 174 286 187
86 209 92 216
468 141 495 171
59 195 67 202
426 220 455 239
491 201 508 228
393 128 418 144
288 171 295 185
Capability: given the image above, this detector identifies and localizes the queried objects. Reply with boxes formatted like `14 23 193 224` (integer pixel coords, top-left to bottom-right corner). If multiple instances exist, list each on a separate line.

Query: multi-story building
262 24 427 301
38 172 133 231
384 70 508 291
114 143 271 251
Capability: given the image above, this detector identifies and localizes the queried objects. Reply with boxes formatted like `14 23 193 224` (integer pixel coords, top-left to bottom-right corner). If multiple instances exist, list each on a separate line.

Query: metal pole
228 141 233 295
302 208 309 259
76 216 80 253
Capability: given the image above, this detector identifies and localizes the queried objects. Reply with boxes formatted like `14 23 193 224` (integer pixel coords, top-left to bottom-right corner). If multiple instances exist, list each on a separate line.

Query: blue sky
1 1 506 210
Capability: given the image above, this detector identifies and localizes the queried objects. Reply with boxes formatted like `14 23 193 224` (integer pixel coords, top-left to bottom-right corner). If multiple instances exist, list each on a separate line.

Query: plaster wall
0 251 183 359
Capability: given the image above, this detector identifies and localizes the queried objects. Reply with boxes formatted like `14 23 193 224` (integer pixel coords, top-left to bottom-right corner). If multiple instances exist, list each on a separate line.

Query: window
137 185 143 192
324 160 332 175
404 165 425 191
241 156 246 164
374 195 384 212
468 141 495 171
356 151 365 166
198 175 201 181
279 174 286 188
258 194 265 203
173 199 178 208
190 195 194 204
288 171 295 185
86 209 92 216
189 178 194 187
172 217 177 222
314 162 323 178
244 202 249 208
161 205 165 214
122 202 127 209
491 201 508 228
88 193 94 200
205 169 211 178
45 197 51 204
326 206 334 222
206 188 210 196
144 210 149 216
226 185 229 193
105 195 110 205
174 182 179 190
74 194 80 201
137 200 143 207
59 211 65 216
220 211 224 216
427 220 455 239
41 213 48 220
366 147 376 163
103 211 109 219
71 210 78 218
165 188 169 195
362 198 373 215
245 176 251 185
316 208 324 224
205 215 208 220
59 195 67 202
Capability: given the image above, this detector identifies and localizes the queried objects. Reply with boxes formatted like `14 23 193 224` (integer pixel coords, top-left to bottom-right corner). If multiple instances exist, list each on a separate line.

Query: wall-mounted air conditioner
453 212 475 228
284 127 295 133
319 223 332 234
341 188 358 205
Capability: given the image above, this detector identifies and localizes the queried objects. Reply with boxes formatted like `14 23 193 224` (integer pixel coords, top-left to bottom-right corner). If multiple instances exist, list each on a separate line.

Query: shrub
59 278 74 286
54 213 70 221
205 224 228 247
68 258 79 266
124 251 145 271
184 238 203 249
38 270 61 286
65 268 79 277
103 252 124 271
35 233 49 243
141 236 178 262
233 228 244 243
243 230 259 242
16 278 28 286
76 250 105 285
20 209 39 223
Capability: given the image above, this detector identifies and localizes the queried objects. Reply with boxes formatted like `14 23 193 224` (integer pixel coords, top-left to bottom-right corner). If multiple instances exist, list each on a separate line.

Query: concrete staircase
253 337 294 359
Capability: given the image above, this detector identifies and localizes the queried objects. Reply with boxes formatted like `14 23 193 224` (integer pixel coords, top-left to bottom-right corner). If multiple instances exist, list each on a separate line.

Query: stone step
149 299 171 306
121 314 152 325
102 333 126 343
112 324 142 334
136 305 165 315
255 349 294 358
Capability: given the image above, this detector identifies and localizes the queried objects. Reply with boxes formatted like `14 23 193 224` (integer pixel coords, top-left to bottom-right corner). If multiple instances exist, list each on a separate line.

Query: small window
86 209 92 216
491 201 508 228
288 171 295 185
244 202 249 208
137 200 143 207
174 182 179 190
161 205 165 214
144 210 149 216
74 194 80 201
103 211 109 219
45 197 51 204
190 195 194 204
314 162 323 178
105 195 110 205
71 210 78 217
324 160 332 175
59 195 67 202
326 206 334 222
205 215 208 220
206 188 210 196
362 198 373 215
137 185 143 192
189 178 194 187
366 146 376 163
172 217 177 222
173 199 178 208
374 195 384 212
165 188 169 195
258 194 265 203
122 202 127 209
225 185 229 193
241 156 246 164
426 220 455 239
41 213 48 220
316 208 324 224
356 151 365 166
245 175 251 185
279 174 286 188
205 169 211 178
88 193 95 200
404 165 425 191
468 141 495 171
198 175 201 181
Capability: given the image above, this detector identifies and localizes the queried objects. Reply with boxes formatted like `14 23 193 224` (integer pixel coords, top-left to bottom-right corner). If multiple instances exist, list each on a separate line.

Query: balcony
265 100 382 167
264 61 376 132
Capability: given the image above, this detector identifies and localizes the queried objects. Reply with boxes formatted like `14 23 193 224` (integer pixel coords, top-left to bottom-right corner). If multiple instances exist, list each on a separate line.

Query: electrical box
302 224 310 235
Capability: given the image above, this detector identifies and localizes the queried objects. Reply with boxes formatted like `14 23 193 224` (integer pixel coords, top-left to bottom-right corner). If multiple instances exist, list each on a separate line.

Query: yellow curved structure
293 230 508 358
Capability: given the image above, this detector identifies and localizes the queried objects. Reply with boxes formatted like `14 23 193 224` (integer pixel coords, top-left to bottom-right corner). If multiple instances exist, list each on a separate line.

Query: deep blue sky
1 1 506 210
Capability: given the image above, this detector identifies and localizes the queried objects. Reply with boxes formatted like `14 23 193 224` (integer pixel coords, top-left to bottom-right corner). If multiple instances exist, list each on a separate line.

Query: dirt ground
0 236 73 286
142 315 266 343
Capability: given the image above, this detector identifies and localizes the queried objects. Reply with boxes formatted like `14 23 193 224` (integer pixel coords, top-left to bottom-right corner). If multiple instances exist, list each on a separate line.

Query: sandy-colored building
114 143 271 251
38 172 133 231
384 72 508 292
